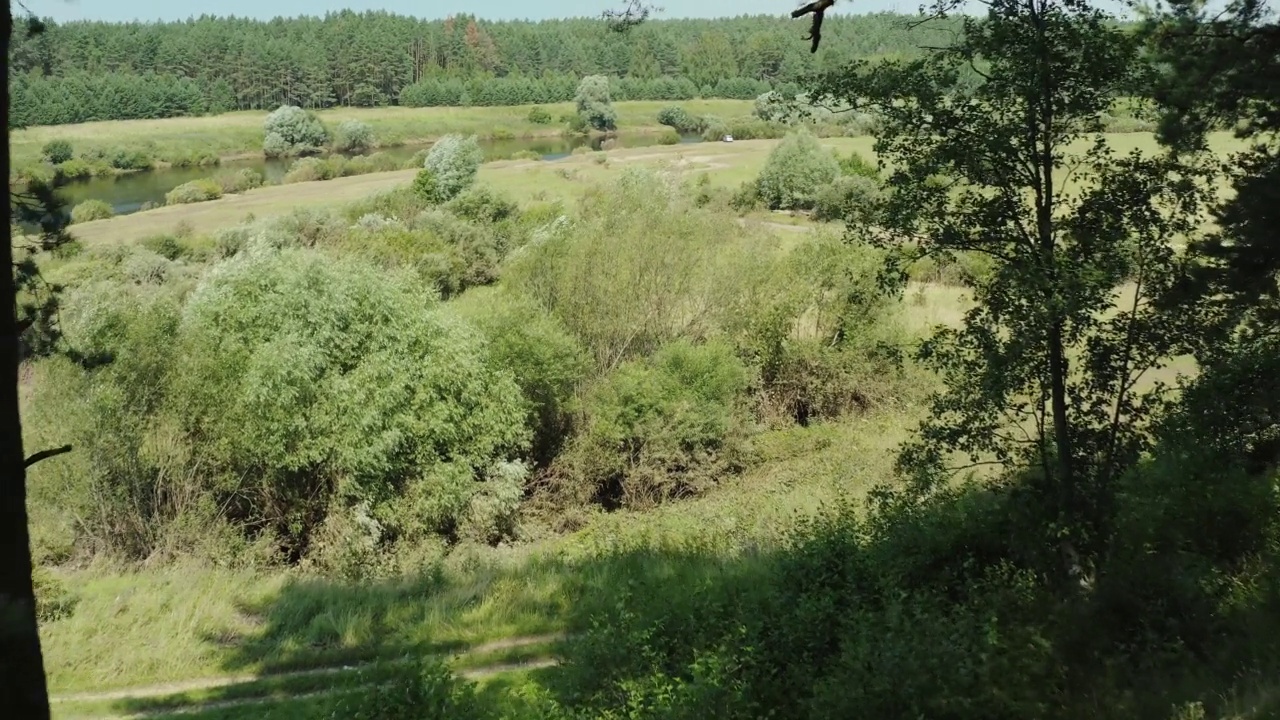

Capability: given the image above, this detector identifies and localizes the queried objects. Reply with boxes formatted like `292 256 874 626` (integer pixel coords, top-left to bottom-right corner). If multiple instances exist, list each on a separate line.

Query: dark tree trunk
1 4 53 717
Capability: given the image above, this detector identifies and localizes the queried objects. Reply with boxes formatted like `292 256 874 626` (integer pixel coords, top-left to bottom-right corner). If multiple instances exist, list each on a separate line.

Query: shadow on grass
95 540 773 718
104 460 1280 720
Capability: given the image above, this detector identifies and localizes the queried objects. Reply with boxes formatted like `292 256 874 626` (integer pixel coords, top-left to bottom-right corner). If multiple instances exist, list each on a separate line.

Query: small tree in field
575 75 617 132
755 128 840 210
421 134 484 203
262 105 329 158
808 0 1214 580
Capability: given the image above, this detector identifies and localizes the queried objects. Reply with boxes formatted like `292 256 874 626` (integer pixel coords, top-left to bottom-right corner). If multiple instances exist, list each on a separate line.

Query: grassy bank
57 131 1245 248
10 100 755 176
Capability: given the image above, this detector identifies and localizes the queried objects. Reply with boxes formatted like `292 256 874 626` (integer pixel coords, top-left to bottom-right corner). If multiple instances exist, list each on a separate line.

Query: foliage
41 139 73 164
553 339 752 509
26 248 529 562
164 178 223 205
212 167 264 194
325 656 488 720
69 199 114 224
575 75 617 132
452 290 591 467
262 105 329 158
656 105 704 134
412 168 442 203
527 105 553 124
332 119 375 153
9 14 968 125
504 167 777 371
445 185 518 224
423 134 484 202
811 174 881 223
755 128 840 210
798 0 1224 569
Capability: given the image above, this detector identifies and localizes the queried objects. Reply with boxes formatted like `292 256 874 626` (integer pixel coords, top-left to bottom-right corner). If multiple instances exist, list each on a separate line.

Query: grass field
9 100 756 171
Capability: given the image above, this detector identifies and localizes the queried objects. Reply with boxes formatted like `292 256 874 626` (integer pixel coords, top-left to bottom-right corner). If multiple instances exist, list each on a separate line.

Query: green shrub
412 168 441 203
656 105 704 134
575 74 617 131
29 249 530 561
262 104 329 157
283 156 335 184
110 149 153 171
141 233 188 261
452 290 591 467
838 150 879 179
812 174 881 223
554 339 752 509
656 128 681 145
70 199 114 224
505 167 778 371
213 168 264 194
756 128 840 210
42 139 73 164
333 119 375 152
729 180 762 213
753 90 787 122
165 149 221 168
164 178 223 205
422 134 484 202
512 149 542 161
341 151 400 175
699 114 730 141
570 145 592 156
445 185 518 224
325 656 487 720
527 105 554 124
52 158 95 180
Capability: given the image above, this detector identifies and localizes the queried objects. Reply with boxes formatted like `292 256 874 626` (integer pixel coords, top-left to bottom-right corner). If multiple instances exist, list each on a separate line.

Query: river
55 132 705 217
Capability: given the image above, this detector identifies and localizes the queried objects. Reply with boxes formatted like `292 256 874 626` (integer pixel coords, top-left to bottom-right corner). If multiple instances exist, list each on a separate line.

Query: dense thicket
6 12 965 126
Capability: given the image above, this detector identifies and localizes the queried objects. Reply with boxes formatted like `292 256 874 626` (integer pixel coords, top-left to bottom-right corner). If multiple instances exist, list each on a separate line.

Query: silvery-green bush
575 75 617 131
262 105 329 158
333 119 375 153
422 134 484 202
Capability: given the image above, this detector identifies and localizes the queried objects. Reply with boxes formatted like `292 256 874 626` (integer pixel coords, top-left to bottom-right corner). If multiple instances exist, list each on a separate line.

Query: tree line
6 11 964 126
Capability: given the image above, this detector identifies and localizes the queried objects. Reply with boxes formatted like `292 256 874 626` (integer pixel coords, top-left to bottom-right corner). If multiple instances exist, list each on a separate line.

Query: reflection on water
54 132 703 217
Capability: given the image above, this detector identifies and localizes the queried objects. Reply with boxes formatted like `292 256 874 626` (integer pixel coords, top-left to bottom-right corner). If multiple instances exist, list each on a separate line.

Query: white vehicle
722 134 735 143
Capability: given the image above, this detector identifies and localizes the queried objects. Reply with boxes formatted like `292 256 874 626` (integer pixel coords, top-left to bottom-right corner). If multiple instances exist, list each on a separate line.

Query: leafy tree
807 0 1214 578
1141 0 1280 469
574 74 618 132
422 134 484 202
755 128 840 210
262 105 329 158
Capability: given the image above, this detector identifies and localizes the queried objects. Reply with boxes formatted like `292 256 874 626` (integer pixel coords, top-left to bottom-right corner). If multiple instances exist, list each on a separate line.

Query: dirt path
50 632 566 707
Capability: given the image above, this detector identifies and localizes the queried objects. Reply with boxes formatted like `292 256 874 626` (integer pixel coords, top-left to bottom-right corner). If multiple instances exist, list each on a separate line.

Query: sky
22 0 958 23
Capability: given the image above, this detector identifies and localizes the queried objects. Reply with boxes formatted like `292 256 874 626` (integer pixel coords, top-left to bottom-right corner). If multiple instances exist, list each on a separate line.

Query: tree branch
24 445 72 468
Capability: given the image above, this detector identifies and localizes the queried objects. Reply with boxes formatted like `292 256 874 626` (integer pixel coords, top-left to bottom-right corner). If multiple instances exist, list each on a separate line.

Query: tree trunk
1 5 53 717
